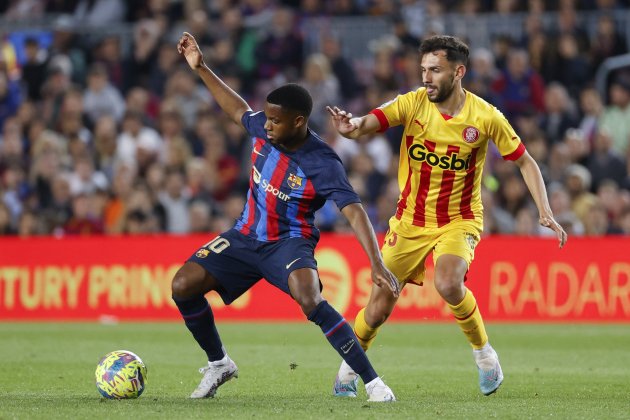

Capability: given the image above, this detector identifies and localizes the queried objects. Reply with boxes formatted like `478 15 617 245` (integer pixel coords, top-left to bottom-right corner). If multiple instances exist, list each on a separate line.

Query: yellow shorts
381 217 481 286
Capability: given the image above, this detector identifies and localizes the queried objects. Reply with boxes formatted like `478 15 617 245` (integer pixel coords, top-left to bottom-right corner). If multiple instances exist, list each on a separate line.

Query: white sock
365 377 382 390
473 343 497 370
209 354 229 366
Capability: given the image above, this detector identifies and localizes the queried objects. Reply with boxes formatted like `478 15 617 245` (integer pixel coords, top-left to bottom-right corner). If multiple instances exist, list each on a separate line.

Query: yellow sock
448 288 488 350
353 308 379 351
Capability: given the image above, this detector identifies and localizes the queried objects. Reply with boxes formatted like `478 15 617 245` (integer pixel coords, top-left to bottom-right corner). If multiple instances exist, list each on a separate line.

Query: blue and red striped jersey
233 110 360 242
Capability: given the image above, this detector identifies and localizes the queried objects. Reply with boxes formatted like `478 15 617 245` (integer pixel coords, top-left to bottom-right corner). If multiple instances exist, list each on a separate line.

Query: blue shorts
187 229 319 305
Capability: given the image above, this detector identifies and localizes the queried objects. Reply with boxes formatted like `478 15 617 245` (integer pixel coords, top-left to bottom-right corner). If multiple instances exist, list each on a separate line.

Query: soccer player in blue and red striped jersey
171 32 399 402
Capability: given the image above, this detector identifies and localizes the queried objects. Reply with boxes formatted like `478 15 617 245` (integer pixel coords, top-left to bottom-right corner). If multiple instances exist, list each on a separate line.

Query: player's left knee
295 294 323 317
434 276 465 302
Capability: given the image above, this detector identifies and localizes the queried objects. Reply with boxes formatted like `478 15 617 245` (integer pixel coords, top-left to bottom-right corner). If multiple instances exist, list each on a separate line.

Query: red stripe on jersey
412 140 436 227
436 145 460 227
396 136 415 220
503 141 525 161
440 113 453 121
460 147 479 220
240 139 265 235
297 179 316 238
266 153 291 241
369 109 389 132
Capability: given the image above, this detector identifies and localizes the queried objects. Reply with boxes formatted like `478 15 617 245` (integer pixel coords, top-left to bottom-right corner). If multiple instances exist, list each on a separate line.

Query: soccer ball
95 350 147 399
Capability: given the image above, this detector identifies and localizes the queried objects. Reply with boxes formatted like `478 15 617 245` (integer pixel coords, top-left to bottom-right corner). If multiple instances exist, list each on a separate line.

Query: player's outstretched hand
540 215 568 248
326 106 358 136
371 261 400 298
177 32 203 70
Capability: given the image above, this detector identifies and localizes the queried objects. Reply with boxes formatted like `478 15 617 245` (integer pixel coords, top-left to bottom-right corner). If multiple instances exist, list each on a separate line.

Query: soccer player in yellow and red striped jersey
328 35 567 397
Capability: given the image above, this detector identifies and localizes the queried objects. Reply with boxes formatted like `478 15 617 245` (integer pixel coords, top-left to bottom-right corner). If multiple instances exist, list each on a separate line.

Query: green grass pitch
1 322 629 419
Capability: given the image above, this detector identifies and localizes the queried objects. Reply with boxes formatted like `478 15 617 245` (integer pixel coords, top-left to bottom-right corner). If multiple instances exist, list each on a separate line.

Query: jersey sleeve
369 92 413 132
241 110 267 139
311 153 361 210
488 106 526 161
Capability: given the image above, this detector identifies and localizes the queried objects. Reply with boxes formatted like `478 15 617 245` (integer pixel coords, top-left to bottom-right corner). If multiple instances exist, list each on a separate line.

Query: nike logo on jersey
253 148 265 157
341 339 355 354
286 258 301 269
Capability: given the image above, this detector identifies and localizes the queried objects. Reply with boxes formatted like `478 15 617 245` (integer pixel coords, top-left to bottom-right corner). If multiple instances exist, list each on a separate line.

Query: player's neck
279 128 309 152
436 87 466 117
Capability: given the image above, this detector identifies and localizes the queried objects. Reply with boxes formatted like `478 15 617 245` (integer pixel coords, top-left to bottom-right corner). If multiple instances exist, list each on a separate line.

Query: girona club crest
462 126 480 143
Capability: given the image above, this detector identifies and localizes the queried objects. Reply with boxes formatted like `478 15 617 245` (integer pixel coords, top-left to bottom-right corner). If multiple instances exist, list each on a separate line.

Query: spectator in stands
103 164 136 234
116 110 162 172
93 36 125 91
490 49 545 120
549 34 591 99
21 37 48 102
67 154 108 196
586 129 627 191
465 47 497 101
300 53 341 132
201 127 238 202
83 63 125 126
548 182 584 235
583 200 614 235
577 87 604 148
0 201 16 235
158 168 190 234
0 69 22 129
149 41 181 98
599 77 630 157
565 163 599 226
590 14 628 72
220 7 258 92
618 206 630 234
17 210 38 237
93 115 118 181
188 200 213 233
123 181 165 234
63 192 104 235
163 67 211 130
540 82 579 144
254 7 303 81
73 0 125 27
39 172 73 235
320 33 363 103
124 18 163 90
598 179 629 229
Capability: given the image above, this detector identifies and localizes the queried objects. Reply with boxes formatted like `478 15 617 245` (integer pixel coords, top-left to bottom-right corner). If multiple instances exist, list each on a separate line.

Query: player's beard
426 75 456 103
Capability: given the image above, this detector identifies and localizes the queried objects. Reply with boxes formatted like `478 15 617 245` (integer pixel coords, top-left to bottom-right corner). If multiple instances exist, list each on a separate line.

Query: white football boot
474 343 504 395
333 360 360 397
365 377 396 402
190 354 239 398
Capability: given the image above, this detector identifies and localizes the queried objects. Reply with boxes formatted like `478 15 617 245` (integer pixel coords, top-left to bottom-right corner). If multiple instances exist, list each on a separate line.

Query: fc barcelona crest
287 173 303 189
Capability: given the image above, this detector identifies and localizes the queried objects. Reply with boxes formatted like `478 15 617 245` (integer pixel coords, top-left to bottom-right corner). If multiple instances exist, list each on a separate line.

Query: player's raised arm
177 32 251 127
326 106 381 140
341 203 400 297
514 150 568 248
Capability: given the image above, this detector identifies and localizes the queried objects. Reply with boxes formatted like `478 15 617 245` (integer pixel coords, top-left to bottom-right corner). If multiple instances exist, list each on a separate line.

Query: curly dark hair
419 35 469 66
266 83 313 117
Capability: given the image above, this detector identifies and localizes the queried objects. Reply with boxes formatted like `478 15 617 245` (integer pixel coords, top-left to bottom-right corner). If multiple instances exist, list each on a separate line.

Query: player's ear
294 115 306 128
455 64 466 81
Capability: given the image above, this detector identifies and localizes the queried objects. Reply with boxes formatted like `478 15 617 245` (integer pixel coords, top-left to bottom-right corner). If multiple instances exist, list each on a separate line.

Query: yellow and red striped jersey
371 88 525 233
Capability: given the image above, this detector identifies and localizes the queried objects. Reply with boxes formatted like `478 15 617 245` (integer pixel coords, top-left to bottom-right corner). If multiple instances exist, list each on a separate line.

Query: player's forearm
518 155 553 218
195 64 251 125
343 116 379 140
341 203 383 265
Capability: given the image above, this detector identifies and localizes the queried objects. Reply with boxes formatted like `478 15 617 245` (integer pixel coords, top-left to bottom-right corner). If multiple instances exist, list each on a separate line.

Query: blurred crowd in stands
1 0 630 237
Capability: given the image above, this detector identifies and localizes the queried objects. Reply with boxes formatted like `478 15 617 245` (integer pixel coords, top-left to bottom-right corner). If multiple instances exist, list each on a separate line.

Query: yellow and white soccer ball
95 350 147 399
